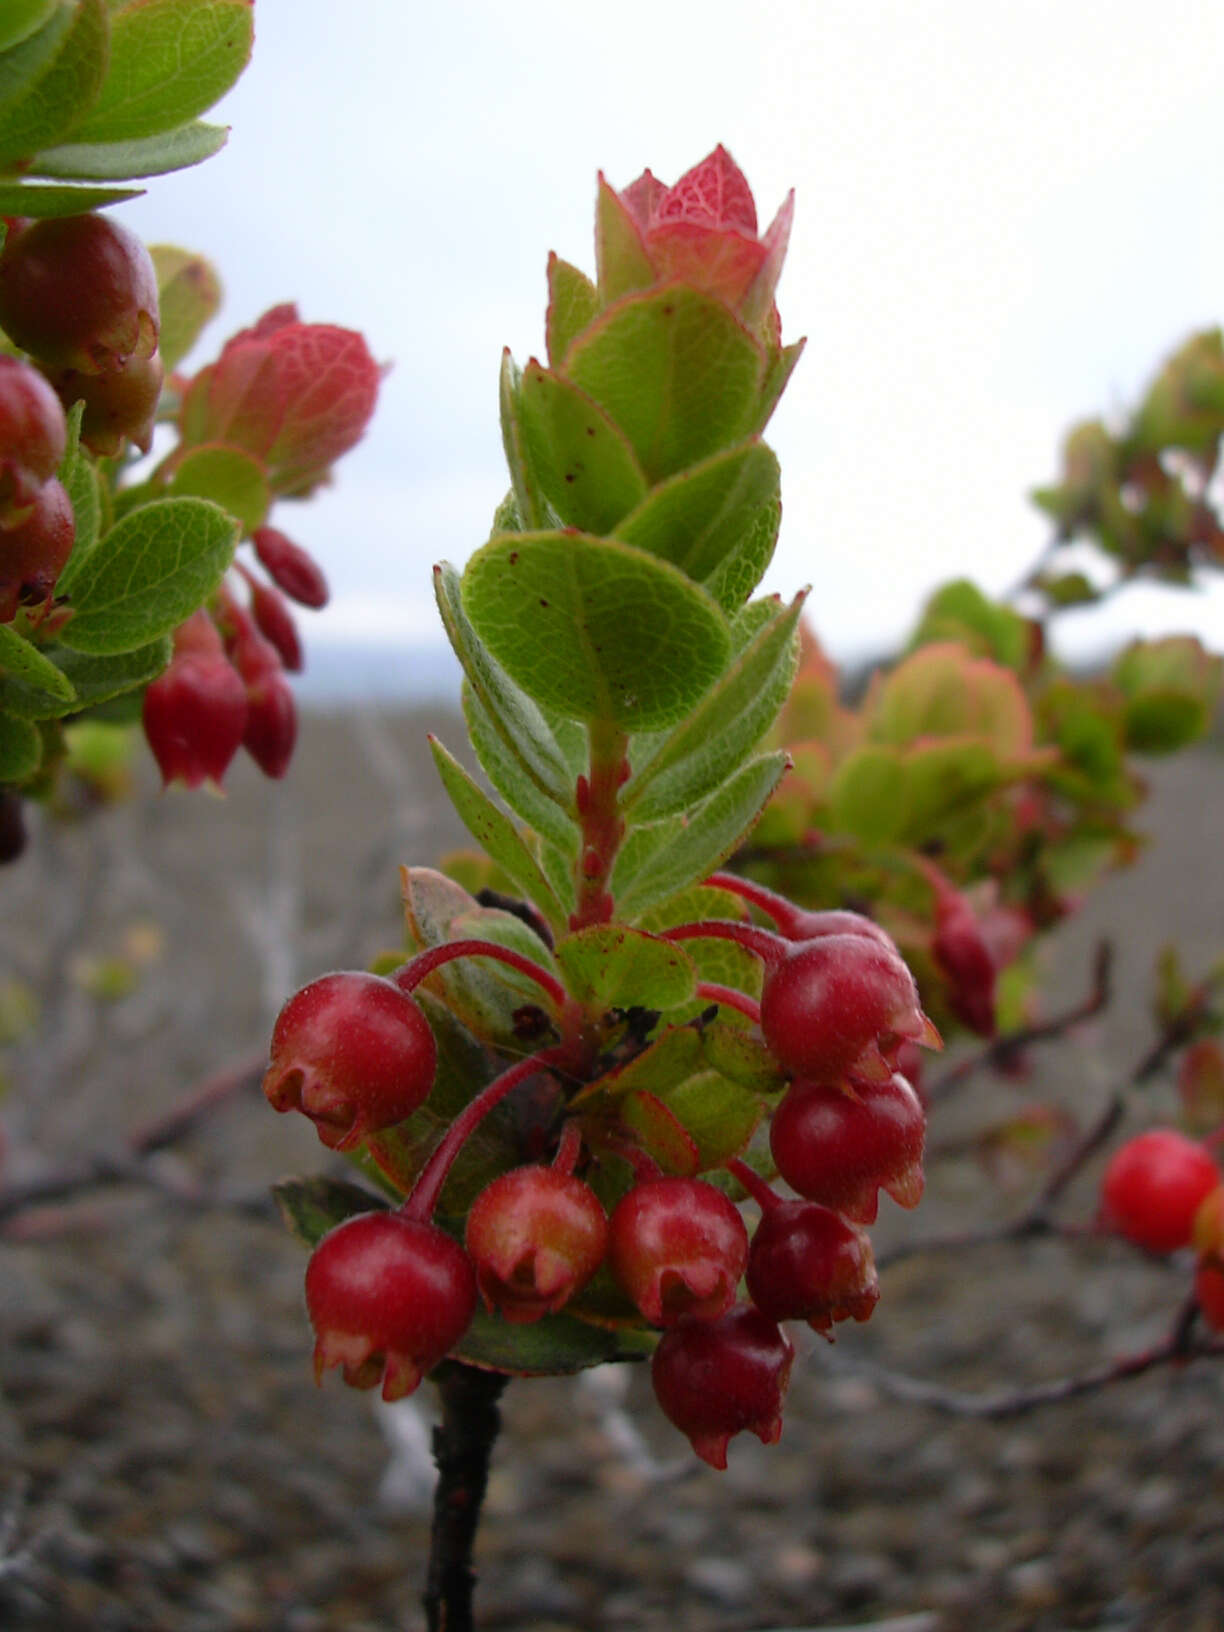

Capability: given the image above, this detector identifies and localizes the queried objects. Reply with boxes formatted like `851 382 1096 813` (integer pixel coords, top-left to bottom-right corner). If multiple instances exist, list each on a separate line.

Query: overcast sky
121 0 1224 676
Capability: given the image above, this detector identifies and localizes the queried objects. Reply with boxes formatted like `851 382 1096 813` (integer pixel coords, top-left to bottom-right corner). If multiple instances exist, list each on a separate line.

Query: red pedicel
306 1211 476 1400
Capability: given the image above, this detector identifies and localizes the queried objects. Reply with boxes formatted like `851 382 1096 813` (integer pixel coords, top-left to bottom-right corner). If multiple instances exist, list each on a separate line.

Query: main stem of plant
424 1361 509 1632
571 718 628 929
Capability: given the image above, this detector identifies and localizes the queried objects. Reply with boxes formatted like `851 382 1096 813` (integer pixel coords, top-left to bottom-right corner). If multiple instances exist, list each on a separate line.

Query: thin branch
926 939 1113 1107
424 1363 508 1632
825 1297 1220 1420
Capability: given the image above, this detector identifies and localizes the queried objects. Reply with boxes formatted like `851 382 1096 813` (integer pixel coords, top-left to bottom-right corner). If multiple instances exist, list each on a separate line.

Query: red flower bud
247 574 303 671
609 146 793 334
231 623 297 778
252 525 329 608
179 306 380 496
141 613 247 788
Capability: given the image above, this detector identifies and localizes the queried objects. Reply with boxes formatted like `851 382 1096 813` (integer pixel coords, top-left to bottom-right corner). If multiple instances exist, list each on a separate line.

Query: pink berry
746 1199 879 1331
465 1166 608 1323
760 934 933 1084
264 971 437 1150
651 1304 794 1468
141 613 247 788
306 1211 476 1400
0 212 159 373
1100 1129 1220 1254
0 476 75 622
608 1177 748 1326
0 355 67 525
769 1074 926 1224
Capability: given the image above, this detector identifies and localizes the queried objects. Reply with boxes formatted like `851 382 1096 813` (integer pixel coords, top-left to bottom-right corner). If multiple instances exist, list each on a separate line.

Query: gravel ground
0 707 1222 1631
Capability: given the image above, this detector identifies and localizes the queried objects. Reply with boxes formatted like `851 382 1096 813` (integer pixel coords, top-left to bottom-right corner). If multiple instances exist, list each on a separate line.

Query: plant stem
571 717 628 929
423 1362 508 1632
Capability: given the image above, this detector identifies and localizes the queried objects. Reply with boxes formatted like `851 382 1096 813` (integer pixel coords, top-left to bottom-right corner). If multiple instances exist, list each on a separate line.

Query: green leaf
614 752 789 919
1122 692 1210 754
619 1089 699 1176
517 359 649 534
33 119 227 179
499 350 546 529
594 173 655 305
700 1018 786 1092
565 287 767 483
453 1308 654 1375
910 578 1031 670
462 680 579 859
434 560 577 804
755 337 806 432
149 243 221 370
0 623 74 705
0 181 141 214
901 740 1001 840
0 0 60 55
56 405 102 595
58 496 236 654
702 489 782 615
658 1068 763 1171
828 747 909 843
553 924 696 1011
167 443 270 534
272 1175 388 1249
462 530 731 731
545 254 599 368
0 637 169 718
613 438 780 593
71 0 253 144
0 623 75 702
428 735 567 932
0 712 41 780
626 591 804 820
0 0 108 166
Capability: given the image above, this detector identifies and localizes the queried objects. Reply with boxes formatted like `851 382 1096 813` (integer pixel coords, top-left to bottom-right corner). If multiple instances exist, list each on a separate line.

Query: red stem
571 718 629 931
705 871 800 935
696 981 762 1025
726 1157 781 1213
404 1046 569 1223
662 919 783 966
552 1119 583 1177
394 939 566 1010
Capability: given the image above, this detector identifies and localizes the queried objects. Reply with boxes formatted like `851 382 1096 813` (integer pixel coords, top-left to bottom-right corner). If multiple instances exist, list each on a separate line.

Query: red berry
0 355 67 524
651 1304 794 1468
141 613 247 788
769 1074 926 1224
306 1211 476 1400
0 476 75 622
1100 1129 1220 1253
760 934 933 1083
608 1176 748 1326
0 213 159 373
252 525 329 608
746 1200 879 1331
264 971 437 1149
931 887 997 1038
46 349 164 456
465 1166 608 1323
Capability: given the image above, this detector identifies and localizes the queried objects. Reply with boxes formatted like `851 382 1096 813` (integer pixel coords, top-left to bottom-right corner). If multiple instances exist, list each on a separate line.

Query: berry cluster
266 877 940 1468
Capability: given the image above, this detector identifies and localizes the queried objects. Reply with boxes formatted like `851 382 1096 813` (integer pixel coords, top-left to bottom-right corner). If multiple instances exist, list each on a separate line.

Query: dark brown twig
424 1363 508 1632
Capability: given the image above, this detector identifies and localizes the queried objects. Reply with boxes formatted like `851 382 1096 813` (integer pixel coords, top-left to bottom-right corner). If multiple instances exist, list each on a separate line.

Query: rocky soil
0 707 1222 1631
